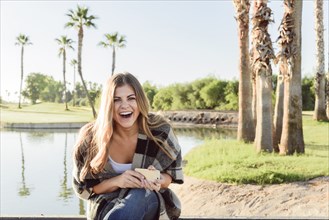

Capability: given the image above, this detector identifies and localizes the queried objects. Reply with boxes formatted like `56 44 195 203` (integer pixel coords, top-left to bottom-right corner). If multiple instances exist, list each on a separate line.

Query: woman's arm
92 170 145 194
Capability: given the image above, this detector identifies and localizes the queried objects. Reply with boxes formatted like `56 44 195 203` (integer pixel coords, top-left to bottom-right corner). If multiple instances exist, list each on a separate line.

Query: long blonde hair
76 72 170 181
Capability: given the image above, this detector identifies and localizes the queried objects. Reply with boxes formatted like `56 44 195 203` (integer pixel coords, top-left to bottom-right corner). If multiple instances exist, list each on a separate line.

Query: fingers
142 179 161 191
119 170 145 189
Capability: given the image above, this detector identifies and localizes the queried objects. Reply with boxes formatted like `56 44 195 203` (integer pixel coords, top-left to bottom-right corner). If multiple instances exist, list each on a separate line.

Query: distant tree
55 35 74 110
280 0 305 155
152 87 174 110
200 79 227 109
251 0 275 153
70 59 78 106
313 0 327 120
143 81 158 108
301 76 315 110
65 5 97 118
233 0 255 142
22 73 51 104
15 34 32 108
40 78 63 103
223 80 239 111
98 32 127 75
189 77 214 109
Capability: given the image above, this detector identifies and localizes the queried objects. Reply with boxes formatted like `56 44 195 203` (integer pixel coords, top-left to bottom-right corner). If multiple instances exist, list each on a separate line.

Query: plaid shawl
72 121 184 220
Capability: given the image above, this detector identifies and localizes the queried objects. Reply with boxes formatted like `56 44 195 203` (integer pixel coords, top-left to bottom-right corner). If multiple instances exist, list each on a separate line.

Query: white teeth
120 112 132 116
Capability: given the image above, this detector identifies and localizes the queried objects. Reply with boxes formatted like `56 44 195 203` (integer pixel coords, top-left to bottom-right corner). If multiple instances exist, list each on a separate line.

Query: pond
0 127 236 215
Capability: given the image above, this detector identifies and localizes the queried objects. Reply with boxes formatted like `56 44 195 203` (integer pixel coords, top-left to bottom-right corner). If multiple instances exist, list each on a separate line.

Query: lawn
183 113 329 184
0 102 94 123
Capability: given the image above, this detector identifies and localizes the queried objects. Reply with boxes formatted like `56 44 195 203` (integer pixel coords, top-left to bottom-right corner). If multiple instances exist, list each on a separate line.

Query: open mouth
119 111 133 119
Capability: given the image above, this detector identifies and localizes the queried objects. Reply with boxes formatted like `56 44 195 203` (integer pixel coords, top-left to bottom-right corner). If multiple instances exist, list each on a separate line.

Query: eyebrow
114 93 136 99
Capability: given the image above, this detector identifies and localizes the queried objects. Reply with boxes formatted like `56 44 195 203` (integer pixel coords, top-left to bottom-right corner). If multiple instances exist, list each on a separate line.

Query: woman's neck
113 122 139 139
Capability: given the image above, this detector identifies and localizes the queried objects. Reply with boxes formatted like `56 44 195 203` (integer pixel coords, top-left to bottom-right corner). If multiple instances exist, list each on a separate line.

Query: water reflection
1 127 235 215
173 127 237 140
59 133 73 202
18 132 31 197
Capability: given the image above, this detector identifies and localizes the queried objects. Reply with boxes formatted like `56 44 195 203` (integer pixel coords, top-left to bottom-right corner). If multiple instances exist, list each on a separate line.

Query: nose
120 100 129 108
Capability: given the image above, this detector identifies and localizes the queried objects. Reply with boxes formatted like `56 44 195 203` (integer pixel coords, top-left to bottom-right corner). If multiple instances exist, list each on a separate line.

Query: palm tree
279 0 305 155
15 34 32 109
313 0 327 121
70 59 78 106
98 32 127 75
233 0 255 142
273 2 293 152
65 5 97 118
251 0 275 153
55 36 74 110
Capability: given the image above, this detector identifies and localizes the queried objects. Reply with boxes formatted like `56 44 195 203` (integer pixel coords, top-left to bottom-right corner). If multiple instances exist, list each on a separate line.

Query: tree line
16 72 317 113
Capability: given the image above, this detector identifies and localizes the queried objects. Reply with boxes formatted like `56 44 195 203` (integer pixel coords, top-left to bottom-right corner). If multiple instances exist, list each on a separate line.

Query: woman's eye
128 97 136 100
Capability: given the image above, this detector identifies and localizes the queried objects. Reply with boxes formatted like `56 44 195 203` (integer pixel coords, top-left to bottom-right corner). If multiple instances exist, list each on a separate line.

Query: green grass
184 113 329 184
0 102 94 123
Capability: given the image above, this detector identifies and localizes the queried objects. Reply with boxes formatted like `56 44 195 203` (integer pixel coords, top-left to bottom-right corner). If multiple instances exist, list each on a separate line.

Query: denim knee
103 188 159 220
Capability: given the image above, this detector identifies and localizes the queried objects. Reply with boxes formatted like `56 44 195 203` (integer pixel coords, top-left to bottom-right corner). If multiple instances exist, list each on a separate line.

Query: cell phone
135 168 160 181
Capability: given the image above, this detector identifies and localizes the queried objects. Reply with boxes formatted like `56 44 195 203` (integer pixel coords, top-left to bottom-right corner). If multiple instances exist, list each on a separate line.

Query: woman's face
113 84 140 129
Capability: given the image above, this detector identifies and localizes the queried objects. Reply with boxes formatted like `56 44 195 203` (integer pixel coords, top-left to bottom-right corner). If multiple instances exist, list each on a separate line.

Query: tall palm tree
251 0 275 153
233 0 255 142
280 0 305 155
313 0 327 121
98 32 127 75
70 59 78 106
55 36 74 110
273 2 293 152
65 5 97 118
15 34 32 109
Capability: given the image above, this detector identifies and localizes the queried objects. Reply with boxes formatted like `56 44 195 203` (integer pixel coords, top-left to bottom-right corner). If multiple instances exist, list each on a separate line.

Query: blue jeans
103 188 159 220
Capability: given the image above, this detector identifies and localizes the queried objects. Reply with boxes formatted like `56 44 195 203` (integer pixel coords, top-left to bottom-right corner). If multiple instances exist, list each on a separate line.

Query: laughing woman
72 72 184 220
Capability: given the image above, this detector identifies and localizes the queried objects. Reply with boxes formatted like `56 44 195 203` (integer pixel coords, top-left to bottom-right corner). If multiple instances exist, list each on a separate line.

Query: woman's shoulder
148 112 173 136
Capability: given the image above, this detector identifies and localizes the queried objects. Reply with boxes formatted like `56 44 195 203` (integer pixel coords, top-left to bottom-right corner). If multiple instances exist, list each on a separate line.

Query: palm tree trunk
73 64 76 107
63 50 68 110
273 72 284 152
111 46 116 75
78 27 97 118
252 0 274 153
252 73 257 127
234 0 255 142
313 0 327 121
280 0 305 155
18 46 24 109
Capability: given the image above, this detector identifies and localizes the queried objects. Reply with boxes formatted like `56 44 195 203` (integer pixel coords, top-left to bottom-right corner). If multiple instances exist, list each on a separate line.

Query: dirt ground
169 176 329 218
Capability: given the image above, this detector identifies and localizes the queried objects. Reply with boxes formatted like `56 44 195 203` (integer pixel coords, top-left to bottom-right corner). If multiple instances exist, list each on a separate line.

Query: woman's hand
115 170 145 189
140 166 172 191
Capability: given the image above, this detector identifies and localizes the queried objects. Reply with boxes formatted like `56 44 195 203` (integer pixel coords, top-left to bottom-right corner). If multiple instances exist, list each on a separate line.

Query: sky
1 0 328 101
